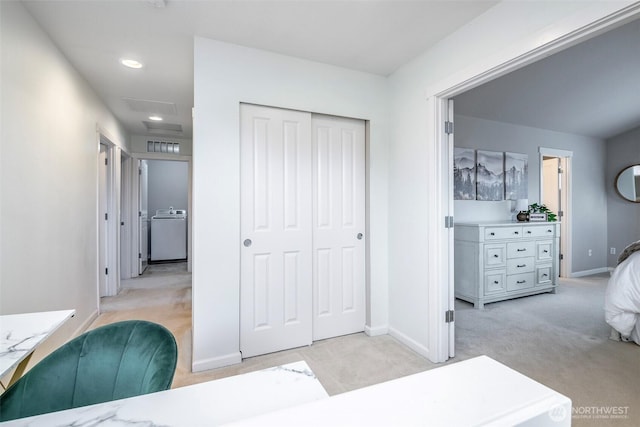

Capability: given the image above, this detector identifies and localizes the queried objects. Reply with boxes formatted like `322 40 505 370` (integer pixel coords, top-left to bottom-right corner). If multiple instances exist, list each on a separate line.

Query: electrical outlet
588 249 592 256
610 247 616 255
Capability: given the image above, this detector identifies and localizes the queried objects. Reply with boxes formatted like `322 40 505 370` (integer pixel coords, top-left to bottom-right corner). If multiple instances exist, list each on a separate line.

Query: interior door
311 115 366 340
139 160 149 274
240 104 313 358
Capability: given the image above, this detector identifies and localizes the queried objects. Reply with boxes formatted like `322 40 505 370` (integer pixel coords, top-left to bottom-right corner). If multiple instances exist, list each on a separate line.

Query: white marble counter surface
0 309 75 379
230 356 572 427
1 361 328 426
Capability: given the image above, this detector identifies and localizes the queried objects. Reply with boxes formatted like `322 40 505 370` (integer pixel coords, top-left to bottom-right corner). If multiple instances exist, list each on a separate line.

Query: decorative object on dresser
455 222 560 309
528 203 557 222
515 199 529 222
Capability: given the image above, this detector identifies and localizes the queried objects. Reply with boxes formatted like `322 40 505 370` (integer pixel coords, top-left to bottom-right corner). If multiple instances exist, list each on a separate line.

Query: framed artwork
476 150 504 201
453 147 476 200
504 152 528 200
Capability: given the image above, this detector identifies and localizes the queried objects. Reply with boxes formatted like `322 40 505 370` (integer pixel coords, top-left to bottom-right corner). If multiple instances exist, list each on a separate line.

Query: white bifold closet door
240 104 365 358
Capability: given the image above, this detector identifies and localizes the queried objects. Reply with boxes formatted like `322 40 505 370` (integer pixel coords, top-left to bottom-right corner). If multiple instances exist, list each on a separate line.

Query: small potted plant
528 203 557 222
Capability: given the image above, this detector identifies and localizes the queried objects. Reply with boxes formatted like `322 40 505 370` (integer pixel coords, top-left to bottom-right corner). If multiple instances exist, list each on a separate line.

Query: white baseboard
570 267 610 278
388 327 429 359
192 352 242 372
365 324 388 336
74 309 99 337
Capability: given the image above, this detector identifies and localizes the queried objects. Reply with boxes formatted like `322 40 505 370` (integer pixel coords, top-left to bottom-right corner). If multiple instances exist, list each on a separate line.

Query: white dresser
455 221 560 308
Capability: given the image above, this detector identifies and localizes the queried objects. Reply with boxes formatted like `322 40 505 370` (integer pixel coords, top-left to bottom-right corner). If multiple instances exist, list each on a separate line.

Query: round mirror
615 164 640 203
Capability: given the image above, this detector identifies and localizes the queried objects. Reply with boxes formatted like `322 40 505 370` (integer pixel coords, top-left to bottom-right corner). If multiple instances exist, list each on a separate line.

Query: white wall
387 1 637 361
192 38 389 370
0 1 128 359
453 115 608 274
606 126 640 267
147 160 189 216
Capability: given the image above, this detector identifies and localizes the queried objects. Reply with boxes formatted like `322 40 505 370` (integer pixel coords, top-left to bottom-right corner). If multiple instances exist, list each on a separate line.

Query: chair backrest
0 320 177 421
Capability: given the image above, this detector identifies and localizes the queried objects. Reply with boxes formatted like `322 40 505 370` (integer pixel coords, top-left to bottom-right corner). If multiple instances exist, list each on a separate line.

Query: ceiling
455 17 640 140
21 0 498 140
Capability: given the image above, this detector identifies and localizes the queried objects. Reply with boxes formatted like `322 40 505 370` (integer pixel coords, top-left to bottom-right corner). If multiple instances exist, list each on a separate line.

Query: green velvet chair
0 320 177 422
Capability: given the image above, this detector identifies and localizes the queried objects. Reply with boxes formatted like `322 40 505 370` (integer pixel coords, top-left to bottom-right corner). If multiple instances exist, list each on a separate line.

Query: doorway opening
540 148 572 277
434 7 640 363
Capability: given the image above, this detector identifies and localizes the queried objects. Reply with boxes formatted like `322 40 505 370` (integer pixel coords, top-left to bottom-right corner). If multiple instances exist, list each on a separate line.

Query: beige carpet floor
95 266 639 426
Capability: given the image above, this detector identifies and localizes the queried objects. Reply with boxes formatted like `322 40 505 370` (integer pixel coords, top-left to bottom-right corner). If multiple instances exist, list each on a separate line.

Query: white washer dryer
150 208 187 262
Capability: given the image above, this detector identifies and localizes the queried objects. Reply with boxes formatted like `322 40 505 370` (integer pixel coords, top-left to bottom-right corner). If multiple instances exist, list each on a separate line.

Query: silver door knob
243 239 252 247
357 233 364 240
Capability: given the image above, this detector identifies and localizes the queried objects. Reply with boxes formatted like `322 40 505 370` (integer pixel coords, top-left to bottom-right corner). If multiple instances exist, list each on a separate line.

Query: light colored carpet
95 269 639 426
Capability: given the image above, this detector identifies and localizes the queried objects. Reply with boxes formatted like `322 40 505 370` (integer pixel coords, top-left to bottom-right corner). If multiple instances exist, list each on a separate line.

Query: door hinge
139 211 142 217
139 253 142 259
445 310 455 323
445 121 454 135
139 168 142 175
105 268 108 275
445 216 454 228
559 253 564 260
105 213 108 220
105 158 108 166
558 210 564 218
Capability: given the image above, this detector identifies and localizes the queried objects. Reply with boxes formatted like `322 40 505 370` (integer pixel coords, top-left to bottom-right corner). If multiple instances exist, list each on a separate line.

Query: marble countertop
0 309 75 379
1 361 329 426
229 356 571 427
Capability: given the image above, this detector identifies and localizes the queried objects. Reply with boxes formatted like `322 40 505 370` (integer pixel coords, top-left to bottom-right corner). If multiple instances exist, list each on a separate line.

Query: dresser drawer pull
494 254 499 258
517 248 526 252
547 229 552 233
542 274 548 278
494 280 499 284
517 264 527 268
543 249 549 253
514 231 519 235
526 230 532 234
490 232 495 236
517 280 527 284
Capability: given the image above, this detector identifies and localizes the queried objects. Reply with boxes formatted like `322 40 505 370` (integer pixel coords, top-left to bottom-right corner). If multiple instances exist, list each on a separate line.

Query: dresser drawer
536 265 552 286
507 241 535 258
507 272 535 291
507 256 534 274
536 240 553 262
522 225 555 238
485 226 523 240
484 244 506 268
484 270 506 294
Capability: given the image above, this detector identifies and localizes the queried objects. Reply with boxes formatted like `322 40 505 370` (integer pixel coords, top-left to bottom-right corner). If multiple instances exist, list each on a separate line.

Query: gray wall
147 160 189 217
606 126 640 267
454 114 608 274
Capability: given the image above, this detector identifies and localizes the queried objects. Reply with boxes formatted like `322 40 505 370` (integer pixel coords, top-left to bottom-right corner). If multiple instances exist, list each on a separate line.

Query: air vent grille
147 141 180 154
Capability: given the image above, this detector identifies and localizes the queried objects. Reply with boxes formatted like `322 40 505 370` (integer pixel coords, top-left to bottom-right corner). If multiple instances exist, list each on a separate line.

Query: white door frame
539 147 573 277
97 133 121 298
130 152 193 276
120 152 134 280
429 5 640 362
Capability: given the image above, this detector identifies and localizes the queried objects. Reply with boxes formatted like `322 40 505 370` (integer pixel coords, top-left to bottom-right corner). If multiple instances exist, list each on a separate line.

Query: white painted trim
388 327 429 358
365 324 389 337
539 150 573 278
571 267 610 278
430 3 640 363
192 352 243 372
73 309 99 337
539 147 574 158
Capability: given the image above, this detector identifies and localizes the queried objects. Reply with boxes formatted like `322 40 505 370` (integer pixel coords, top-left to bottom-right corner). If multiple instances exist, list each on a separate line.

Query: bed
605 242 640 345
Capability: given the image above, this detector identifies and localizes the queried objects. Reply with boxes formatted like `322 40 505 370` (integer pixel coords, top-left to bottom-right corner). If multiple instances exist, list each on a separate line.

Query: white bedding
605 250 640 345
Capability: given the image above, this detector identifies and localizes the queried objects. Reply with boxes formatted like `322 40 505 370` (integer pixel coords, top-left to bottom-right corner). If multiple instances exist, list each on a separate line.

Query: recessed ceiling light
121 59 143 69
148 115 163 121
